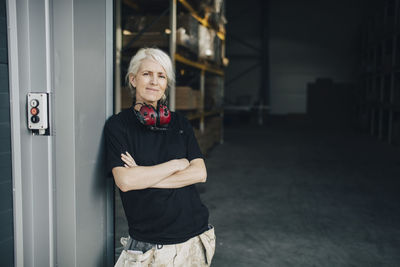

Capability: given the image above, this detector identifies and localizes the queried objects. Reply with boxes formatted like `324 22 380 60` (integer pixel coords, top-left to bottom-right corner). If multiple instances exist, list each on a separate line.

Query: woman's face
130 58 168 107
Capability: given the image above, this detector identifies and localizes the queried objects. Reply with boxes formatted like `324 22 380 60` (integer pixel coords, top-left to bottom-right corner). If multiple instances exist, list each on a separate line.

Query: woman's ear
129 74 136 88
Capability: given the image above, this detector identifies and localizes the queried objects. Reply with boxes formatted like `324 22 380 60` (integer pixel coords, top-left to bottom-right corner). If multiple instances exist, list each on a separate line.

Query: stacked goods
122 16 170 48
207 0 227 35
177 14 199 55
187 0 226 32
213 35 222 66
198 26 223 65
198 25 216 61
186 0 210 17
175 86 201 110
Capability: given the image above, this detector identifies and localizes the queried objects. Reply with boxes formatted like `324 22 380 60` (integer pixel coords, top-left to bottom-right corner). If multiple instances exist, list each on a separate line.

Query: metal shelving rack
170 0 225 140
359 0 400 144
115 0 226 148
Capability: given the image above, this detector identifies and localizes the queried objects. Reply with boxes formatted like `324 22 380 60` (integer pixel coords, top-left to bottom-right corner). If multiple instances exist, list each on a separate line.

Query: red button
30 107 39 116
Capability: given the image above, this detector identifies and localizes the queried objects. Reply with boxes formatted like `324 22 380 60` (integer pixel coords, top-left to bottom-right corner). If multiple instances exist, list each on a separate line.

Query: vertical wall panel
54 0 110 265
74 0 107 265
0 0 14 265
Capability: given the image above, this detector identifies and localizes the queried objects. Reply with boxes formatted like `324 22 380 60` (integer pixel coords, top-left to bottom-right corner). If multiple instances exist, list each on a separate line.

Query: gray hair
125 48 175 104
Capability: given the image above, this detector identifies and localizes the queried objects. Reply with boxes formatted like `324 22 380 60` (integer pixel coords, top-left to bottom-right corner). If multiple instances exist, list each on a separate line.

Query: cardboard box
175 86 201 110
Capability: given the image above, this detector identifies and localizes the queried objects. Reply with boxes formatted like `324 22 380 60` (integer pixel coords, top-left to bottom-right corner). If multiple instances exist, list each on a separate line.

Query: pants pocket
115 248 155 267
116 236 155 267
199 225 216 265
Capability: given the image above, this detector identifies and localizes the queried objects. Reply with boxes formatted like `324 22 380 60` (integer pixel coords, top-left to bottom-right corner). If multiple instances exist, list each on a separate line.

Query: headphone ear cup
139 105 157 126
134 103 170 130
158 105 171 126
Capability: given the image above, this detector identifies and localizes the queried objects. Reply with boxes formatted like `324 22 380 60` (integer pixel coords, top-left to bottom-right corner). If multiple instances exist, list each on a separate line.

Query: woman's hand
121 151 137 168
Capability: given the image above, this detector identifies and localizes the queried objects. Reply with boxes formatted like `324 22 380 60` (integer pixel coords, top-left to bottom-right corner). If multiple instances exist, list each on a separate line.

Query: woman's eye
143 72 149 76
159 75 166 79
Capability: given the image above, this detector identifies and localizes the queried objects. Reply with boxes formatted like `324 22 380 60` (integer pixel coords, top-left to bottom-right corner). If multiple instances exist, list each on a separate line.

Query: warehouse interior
113 0 400 266
2 0 400 266
219 0 400 266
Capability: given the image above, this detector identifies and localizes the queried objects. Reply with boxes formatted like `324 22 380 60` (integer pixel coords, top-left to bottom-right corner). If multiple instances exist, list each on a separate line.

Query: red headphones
134 102 171 131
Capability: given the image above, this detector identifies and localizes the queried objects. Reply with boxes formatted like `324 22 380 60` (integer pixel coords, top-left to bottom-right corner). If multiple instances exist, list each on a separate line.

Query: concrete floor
200 118 400 267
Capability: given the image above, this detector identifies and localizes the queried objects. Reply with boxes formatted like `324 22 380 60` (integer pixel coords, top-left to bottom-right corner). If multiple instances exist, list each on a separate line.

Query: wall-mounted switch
27 93 50 135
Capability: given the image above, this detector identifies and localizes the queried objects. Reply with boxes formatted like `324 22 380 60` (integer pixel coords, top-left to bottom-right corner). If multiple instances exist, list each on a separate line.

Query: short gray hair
125 48 175 104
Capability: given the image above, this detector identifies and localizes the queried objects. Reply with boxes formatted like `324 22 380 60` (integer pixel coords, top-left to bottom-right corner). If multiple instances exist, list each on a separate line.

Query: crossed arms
112 152 207 192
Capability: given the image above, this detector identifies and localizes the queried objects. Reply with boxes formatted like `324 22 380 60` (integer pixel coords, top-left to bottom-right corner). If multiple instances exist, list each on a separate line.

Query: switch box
27 93 49 135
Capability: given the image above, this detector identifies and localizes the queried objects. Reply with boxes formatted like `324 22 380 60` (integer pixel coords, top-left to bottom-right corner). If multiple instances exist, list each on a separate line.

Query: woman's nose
150 75 158 85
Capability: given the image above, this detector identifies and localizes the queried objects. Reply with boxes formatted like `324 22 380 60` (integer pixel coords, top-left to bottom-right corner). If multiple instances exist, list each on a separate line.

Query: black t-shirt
104 107 209 244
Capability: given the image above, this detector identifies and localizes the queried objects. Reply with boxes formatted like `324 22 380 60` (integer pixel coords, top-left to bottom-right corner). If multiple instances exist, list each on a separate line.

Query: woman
104 48 215 266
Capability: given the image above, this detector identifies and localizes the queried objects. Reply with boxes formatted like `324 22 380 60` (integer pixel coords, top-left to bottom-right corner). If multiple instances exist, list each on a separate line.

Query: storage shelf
186 109 223 120
122 0 139 10
175 53 224 76
357 0 400 144
178 0 226 40
172 0 226 149
116 0 226 149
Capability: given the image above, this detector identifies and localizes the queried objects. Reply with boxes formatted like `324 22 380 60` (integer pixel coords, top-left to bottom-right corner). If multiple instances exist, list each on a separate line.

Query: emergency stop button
30 107 39 116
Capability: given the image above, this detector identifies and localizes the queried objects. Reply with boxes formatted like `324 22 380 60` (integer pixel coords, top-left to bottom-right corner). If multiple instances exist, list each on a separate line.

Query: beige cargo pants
115 227 216 267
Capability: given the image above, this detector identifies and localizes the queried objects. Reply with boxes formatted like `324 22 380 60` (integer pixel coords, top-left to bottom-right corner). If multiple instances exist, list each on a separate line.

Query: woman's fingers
121 156 131 164
121 152 137 167
121 153 133 161
121 156 134 167
124 152 135 162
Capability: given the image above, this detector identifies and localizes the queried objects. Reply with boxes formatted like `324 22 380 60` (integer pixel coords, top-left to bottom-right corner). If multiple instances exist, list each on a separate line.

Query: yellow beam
175 54 224 76
187 110 223 120
122 0 139 10
178 0 225 40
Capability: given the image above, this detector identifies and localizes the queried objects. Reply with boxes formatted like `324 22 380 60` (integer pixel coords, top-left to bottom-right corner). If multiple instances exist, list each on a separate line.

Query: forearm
112 159 182 191
152 159 207 189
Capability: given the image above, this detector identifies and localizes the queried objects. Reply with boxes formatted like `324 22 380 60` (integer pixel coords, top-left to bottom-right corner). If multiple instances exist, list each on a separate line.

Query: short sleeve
104 116 129 175
182 116 204 161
